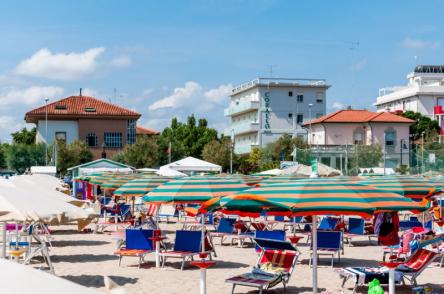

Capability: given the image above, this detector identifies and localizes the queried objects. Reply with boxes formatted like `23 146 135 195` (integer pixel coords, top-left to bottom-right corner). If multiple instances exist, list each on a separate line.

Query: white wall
36 120 79 145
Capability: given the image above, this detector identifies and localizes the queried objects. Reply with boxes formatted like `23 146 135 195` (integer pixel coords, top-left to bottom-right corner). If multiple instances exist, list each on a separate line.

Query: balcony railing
232 77 327 95
230 121 260 135
224 100 260 116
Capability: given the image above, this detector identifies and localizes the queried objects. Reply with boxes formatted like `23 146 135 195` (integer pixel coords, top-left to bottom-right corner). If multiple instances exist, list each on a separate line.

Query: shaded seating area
226 238 300 294
337 249 438 293
160 230 214 270
309 231 343 267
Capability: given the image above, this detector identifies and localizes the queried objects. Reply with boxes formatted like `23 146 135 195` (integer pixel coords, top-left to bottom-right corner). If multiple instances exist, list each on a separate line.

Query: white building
375 65 444 133
225 77 330 154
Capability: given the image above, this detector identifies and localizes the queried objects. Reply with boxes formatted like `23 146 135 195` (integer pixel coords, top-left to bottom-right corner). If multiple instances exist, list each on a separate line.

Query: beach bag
368 279 384 294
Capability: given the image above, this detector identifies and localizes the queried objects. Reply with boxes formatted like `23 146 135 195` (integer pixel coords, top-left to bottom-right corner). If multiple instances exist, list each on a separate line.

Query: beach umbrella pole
200 213 207 294
1 222 6 258
155 204 160 268
388 268 395 294
312 216 318 294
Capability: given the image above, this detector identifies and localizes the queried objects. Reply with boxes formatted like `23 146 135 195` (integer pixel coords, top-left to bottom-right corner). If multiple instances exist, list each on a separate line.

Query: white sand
33 223 444 294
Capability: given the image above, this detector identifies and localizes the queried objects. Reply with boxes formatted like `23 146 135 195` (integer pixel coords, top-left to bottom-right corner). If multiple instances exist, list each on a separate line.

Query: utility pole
308 103 313 146
230 129 234 174
383 132 386 175
45 98 49 166
421 133 424 174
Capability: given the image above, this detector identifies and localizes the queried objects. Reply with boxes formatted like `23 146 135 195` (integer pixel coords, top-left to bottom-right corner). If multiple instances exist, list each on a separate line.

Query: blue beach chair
114 229 155 268
210 218 236 245
255 230 286 252
160 230 213 270
310 231 343 267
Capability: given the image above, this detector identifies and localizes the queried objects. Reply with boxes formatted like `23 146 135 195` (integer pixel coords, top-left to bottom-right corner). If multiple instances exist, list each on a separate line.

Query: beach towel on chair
343 267 402 285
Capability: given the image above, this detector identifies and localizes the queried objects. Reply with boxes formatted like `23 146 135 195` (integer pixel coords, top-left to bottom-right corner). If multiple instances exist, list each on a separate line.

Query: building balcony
224 100 260 116
227 121 260 135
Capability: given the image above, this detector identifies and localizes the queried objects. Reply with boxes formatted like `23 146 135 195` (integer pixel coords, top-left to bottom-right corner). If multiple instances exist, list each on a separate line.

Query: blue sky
0 0 443 141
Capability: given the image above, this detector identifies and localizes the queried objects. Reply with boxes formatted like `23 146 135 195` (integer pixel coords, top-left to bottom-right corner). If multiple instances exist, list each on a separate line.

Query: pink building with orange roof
303 109 414 171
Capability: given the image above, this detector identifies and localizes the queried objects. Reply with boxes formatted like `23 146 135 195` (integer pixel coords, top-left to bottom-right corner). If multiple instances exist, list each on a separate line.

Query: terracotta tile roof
136 126 159 135
25 95 141 123
304 109 415 125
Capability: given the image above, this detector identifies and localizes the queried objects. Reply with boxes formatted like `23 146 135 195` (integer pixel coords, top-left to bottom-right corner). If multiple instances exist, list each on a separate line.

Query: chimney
79 88 82 97
347 105 352 110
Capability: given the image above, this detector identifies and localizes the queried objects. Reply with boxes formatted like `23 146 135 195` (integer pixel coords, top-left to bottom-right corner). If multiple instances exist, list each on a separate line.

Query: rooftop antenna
79 88 82 97
268 65 277 78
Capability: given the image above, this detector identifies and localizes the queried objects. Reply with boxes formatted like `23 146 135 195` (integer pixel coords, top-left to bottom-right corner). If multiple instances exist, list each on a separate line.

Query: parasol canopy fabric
215 180 427 218
143 176 249 204
358 176 440 199
113 176 174 197
0 180 97 224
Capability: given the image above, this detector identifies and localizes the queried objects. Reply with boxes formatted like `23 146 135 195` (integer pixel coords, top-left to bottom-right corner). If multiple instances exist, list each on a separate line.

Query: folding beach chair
344 218 373 245
210 218 236 245
226 238 300 294
306 217 339 244
160 230 213 270
399 220 423 231
254 230 286 252
231 221 255 247
114 229 155 268
309 231 343 267
158 205 178 223
336 249 437 293
283 216 303 233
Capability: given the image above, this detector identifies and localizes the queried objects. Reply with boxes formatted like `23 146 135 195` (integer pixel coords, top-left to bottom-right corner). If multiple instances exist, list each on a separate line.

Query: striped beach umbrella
114 177 174 198
219 181 425 217
222 174 264 186
217 180 426 294
358 176 439 199
259 175 307 185
143 176 249 204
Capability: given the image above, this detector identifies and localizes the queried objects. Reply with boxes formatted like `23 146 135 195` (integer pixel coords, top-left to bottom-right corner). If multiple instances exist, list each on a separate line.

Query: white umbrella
0 258 100 294
0 183 96 223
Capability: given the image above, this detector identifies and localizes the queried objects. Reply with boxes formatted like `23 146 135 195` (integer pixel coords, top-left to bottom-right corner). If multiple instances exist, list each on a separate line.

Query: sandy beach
32 223 444 294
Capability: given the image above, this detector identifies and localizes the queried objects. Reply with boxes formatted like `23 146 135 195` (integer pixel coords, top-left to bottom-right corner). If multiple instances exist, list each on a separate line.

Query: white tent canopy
156 167 187 177
0 259 100 294
160 156 222 174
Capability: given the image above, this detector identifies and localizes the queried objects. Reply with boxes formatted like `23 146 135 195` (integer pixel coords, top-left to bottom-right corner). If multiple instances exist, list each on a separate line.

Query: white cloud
0 86 64 107
401 37 440 49
142 89 154 97
149 81 202 111
148 82 232 111
351 58 367 71
0 116 26 142
110 55 132 68
204 84 232 103
14 47 105 80
332 102 345 110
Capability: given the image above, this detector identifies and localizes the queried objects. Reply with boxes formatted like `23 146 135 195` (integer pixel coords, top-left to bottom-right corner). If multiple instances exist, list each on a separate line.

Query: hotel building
375 65 444 135
225 77 330 154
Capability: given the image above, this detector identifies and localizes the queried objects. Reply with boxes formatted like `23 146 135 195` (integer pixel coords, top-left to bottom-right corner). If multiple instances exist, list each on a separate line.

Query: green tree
268 134 311 166
351 144 383 169
6 143 46 174
0 144 7 169
401 111 440 140
247 148 263 172
158 115 218 164
121 136 159 168
11 127 37 145
57 140 93 174
202 138 231 172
